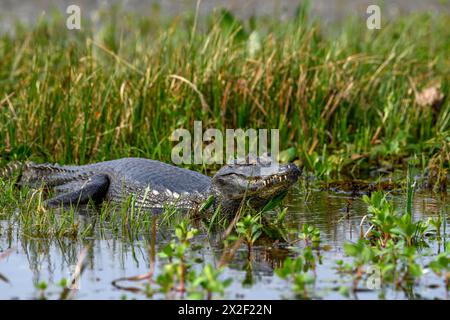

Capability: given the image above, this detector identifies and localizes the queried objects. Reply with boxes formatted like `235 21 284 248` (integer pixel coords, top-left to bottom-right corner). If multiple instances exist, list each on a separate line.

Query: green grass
0 8 448 299
0 8 448 183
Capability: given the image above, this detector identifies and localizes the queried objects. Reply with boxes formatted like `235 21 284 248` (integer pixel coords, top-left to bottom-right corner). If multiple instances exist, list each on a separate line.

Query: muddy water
0 188 448 300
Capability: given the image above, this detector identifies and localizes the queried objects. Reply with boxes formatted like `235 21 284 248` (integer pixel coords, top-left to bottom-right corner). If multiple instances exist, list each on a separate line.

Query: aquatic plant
275 254 316 299
157 220 199 295
427 213 444 241
362 191 429 246
343 239 376 292
428 244 449 296
236 214 262 254
299 223 321 246
341 186 447 298
187 264 232 300
341 238 426 296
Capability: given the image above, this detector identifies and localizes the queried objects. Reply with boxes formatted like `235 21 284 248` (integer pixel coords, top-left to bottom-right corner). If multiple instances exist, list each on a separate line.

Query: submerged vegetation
0 6 449 300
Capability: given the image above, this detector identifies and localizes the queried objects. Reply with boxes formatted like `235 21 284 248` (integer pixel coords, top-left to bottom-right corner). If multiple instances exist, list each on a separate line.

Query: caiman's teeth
262 175 288 185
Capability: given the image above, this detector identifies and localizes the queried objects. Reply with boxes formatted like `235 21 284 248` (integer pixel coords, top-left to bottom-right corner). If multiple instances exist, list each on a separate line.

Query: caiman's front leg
45 174 110 207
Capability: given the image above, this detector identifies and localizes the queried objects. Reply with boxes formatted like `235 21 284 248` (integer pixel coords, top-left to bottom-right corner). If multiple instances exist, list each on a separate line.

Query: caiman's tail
0 161 30 180
0 161 82 187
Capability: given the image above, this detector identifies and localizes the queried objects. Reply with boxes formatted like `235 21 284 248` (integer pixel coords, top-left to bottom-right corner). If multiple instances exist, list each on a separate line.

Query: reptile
0 156 300 214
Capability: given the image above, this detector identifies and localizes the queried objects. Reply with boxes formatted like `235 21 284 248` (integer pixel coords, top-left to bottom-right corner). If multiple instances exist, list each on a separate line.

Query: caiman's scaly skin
1 157 300 214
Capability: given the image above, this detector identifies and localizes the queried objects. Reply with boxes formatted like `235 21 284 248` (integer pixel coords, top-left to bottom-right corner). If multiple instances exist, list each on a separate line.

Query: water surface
0 187 448 299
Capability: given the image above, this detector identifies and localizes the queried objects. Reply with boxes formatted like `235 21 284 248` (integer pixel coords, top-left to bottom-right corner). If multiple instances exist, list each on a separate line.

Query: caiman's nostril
288 163 301 179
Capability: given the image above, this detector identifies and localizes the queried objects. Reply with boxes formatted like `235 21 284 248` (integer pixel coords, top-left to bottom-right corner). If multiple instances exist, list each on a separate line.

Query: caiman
0 156 300 214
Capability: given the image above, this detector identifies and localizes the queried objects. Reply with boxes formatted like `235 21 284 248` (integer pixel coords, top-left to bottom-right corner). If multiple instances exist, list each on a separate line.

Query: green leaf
277 147 297 163
188 292 204 300
199 195 215 213
261 190 288 213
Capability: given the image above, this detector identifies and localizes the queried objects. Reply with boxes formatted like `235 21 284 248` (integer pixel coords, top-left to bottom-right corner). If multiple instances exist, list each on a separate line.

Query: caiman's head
211 155 301 214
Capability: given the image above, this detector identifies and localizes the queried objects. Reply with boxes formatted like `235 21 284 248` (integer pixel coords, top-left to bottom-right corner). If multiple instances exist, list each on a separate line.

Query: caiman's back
1 157 212 208
85 158 212 200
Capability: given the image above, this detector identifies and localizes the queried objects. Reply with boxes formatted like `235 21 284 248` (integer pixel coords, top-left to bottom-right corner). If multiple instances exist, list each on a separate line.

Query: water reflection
0 189 448 299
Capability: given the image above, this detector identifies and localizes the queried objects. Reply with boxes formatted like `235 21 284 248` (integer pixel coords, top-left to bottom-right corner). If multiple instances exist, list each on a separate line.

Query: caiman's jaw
249 163 300 199
211 156 301 210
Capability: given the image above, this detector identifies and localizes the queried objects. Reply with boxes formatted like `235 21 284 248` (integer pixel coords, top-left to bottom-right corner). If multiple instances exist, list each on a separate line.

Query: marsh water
0 185 448 300
0 0 448 301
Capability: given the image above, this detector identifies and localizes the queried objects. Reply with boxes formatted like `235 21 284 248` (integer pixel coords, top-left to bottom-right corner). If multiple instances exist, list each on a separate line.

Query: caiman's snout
256 162 300 196
285 163 301 182
257 162 300 187
212 156 301 203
